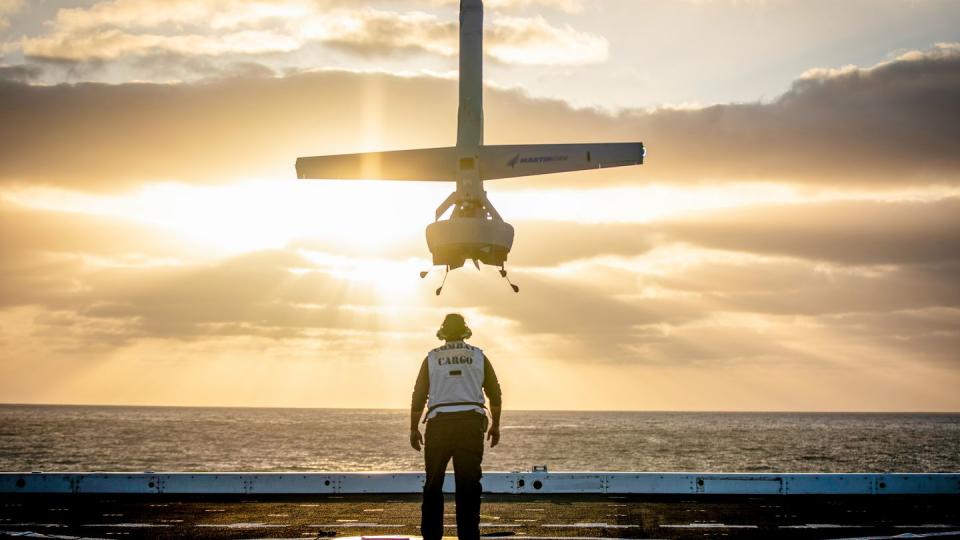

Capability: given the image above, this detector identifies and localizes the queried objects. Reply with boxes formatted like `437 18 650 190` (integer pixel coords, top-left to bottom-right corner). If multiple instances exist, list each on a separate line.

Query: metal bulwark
2 472 958 495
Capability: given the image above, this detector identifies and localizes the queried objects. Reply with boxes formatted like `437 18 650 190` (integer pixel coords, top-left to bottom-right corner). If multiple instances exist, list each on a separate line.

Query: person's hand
487 424 500 448
410 428 423 452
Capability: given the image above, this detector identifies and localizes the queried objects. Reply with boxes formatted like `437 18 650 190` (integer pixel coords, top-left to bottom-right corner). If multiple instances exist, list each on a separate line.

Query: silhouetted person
410 313 502 540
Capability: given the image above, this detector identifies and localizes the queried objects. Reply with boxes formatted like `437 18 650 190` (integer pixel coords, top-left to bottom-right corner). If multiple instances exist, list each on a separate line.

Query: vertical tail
457 0 483 150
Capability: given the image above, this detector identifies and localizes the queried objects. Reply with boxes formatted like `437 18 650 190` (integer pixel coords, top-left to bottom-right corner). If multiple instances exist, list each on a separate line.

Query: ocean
1 405 958 473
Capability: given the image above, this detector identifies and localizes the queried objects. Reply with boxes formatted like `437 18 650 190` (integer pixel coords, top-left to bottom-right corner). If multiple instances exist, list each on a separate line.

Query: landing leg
500 266 519 293
436 266 450 296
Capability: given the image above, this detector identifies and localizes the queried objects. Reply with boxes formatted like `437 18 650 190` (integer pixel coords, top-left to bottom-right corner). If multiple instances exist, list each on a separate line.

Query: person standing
410 313 502 540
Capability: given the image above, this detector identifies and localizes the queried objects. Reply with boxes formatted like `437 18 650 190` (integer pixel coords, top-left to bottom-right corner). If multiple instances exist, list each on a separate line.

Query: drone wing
296 143 643 182
480 143 643 180
296 147 457 181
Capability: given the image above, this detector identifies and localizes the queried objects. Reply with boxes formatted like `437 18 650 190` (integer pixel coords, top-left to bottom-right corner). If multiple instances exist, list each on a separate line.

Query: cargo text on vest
438 355 473 365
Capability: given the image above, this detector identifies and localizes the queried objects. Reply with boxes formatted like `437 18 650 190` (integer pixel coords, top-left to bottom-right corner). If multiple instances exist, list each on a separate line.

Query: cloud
817 308 960 367
0 70 459 189
489 42 960 186
40 0 313 32
655 258 960 316
21 8 446 61
657 198 960 266
0 200 201 258
2 195 959 375
0 200 438 342
2 43 959 190
434 0 583 12
509 197 960 267
0 200 208 310
508 221 658 266
18 1 603 66
40 0 584 35
0 63 42 83
490 0 582 11
236 194 960 269
0 241 385 342
0 0 22 31
486 15 607 65
23 28 304 60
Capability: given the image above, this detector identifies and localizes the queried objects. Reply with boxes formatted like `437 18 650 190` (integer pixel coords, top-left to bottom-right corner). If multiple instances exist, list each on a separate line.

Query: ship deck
3 492 960 539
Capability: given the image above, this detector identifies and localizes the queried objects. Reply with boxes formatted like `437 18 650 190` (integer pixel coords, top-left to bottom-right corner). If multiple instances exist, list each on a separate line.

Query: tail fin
480 143 644 180
296 147 457 181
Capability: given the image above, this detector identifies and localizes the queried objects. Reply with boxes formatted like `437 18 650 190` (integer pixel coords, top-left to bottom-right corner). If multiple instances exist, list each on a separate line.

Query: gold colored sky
1 0 959 411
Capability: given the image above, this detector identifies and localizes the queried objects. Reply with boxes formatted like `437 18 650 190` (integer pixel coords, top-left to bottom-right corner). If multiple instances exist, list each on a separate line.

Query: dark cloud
0 200 201 257
2 246 396 343
655 260 960 316
446 267 700 333
2 197 958 368
75 250 381 340
0 63 43 83
620 324 823 368
0 200 203 309
0 70 457 190
201 197 960 271
507 221 658 266
508 197 960 267
658 198 960 266
128 53 277 81
493 45 960 187
0 203 693 348
0 203 445 341
812 308 960 368
1 45 959 190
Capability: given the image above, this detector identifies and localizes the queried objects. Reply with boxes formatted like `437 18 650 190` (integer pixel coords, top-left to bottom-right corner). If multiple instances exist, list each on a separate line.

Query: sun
6 179 448 256
144 179 445 256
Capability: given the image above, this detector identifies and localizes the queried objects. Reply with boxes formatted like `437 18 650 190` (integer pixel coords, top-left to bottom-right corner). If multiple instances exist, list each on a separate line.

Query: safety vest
425 341 486 421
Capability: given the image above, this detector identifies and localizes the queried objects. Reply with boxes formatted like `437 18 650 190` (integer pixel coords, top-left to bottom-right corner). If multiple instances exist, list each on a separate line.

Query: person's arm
409 357 429 451
483 354 502 448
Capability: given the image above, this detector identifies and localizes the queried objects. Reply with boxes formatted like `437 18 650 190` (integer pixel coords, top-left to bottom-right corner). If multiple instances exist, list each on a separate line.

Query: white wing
296 147 457 181
480 143 644 180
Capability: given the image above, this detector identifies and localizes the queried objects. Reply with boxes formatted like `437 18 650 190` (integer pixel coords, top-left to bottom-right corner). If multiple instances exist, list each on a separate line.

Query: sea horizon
3 402 958 415
3 404 958 474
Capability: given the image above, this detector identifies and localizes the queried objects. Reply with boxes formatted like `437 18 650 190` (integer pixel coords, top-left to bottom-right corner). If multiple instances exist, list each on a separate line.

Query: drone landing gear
420 265 517 295
435 266 450 296
420 266 451 296
500 266 520 293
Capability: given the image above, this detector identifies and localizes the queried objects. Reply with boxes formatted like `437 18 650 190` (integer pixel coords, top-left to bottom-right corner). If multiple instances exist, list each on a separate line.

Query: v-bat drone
296 0 644 295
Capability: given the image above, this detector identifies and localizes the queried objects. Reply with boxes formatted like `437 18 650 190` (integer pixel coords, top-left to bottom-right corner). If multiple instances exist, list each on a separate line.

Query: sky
1 0 959 411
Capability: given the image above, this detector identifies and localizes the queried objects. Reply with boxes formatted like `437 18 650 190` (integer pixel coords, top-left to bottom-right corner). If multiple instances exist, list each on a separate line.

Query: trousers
421 411 486 540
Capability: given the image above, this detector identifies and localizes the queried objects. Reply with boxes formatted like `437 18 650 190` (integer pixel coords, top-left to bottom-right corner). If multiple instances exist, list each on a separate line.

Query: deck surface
2 493 959 539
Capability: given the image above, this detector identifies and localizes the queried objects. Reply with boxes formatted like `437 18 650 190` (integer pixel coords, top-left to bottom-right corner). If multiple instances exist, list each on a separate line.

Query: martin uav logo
508 154 569 168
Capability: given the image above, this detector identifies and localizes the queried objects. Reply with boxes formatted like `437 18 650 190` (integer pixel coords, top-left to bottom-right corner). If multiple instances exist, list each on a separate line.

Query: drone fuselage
426 0 514 270
426 218 513 269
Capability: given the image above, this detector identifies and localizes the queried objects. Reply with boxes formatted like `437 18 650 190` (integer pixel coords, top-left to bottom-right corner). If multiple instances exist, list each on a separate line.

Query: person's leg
422 419 454 540
451 414 485 540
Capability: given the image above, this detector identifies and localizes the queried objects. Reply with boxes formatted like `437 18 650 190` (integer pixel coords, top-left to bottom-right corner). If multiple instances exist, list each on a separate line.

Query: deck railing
2 471 958 495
